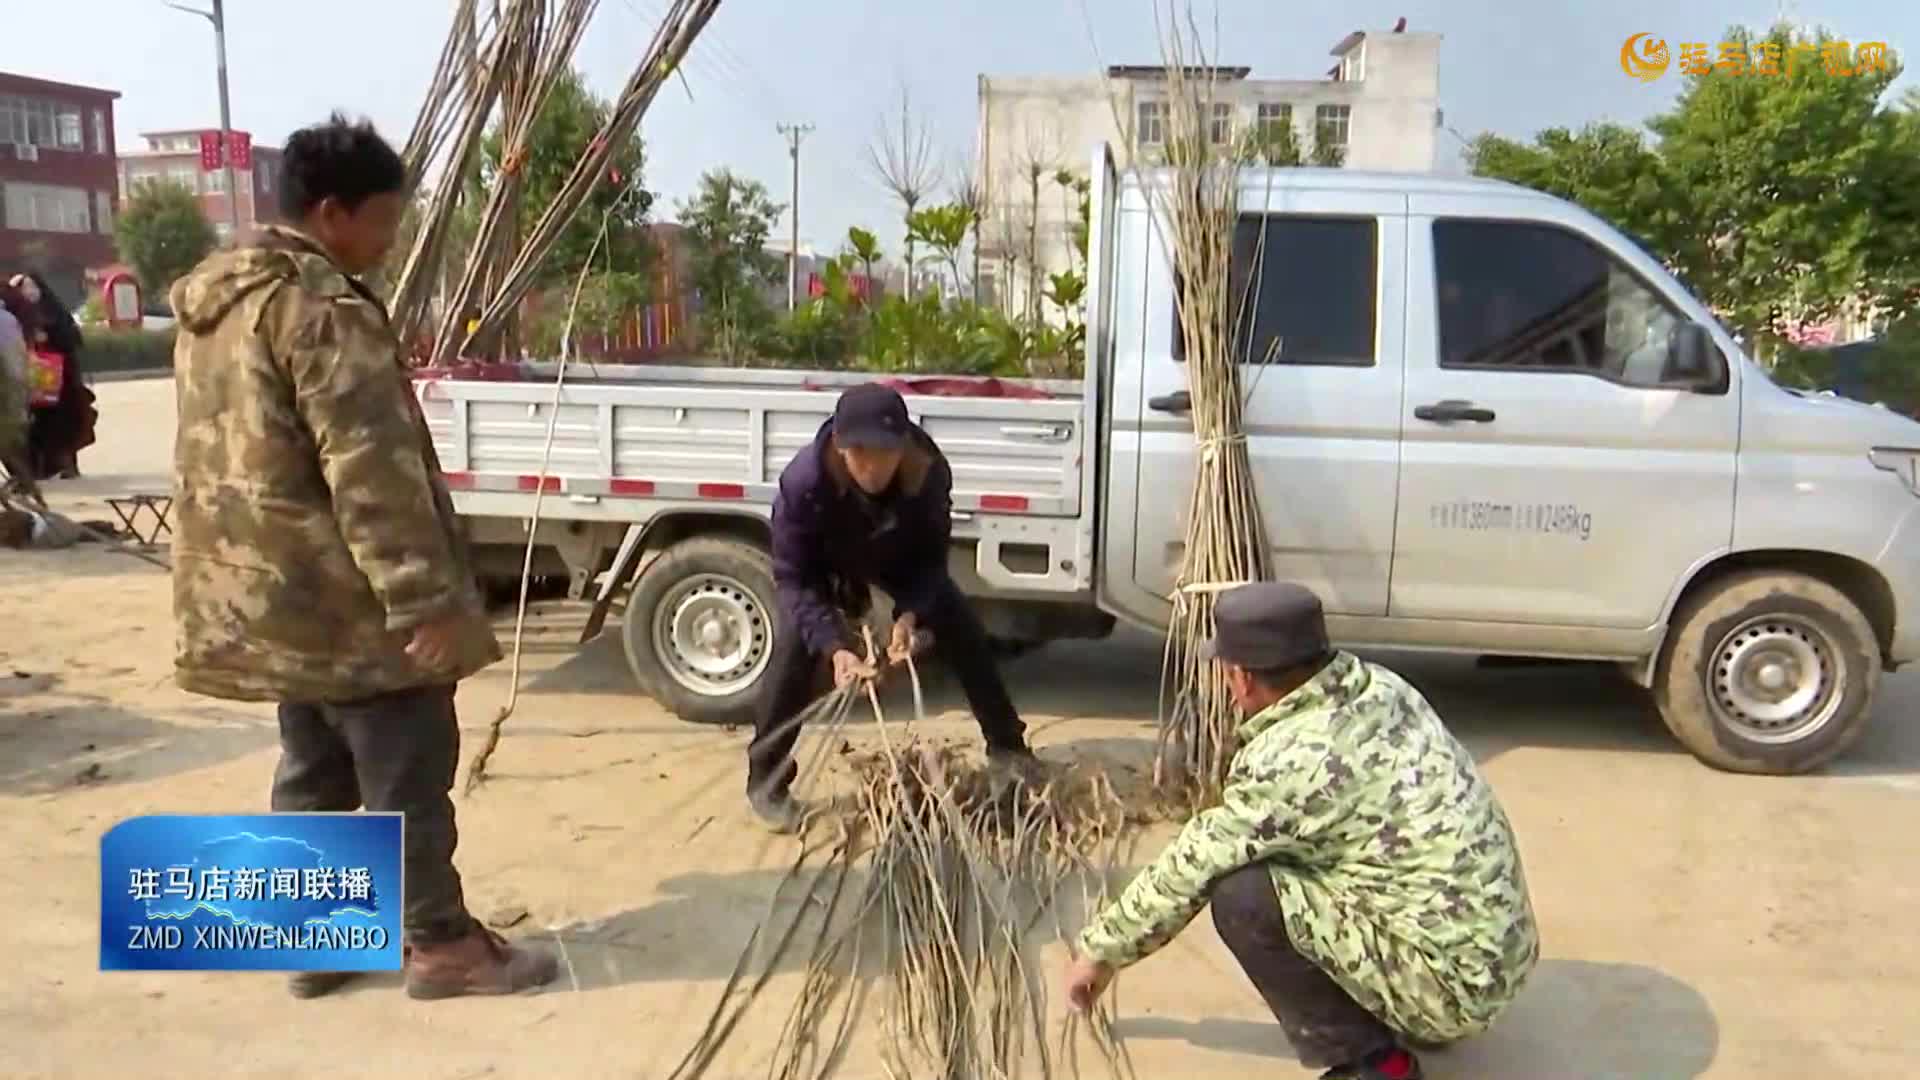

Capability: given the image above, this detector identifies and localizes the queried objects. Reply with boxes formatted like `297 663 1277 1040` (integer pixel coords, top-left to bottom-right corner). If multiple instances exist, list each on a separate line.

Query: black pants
747 578 1027 798
271 683 475 944
1211 863 1398 1068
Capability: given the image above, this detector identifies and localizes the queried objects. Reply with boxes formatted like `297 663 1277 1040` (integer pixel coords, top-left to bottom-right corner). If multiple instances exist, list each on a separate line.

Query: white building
976 25 1441 319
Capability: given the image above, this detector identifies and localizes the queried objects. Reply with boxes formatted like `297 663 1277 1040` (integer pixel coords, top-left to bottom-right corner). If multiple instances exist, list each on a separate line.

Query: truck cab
1092 149 1920 775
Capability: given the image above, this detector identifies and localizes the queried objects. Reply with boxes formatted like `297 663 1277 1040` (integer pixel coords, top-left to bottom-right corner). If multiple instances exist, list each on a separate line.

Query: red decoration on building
199 130 223 171
226 131 251 171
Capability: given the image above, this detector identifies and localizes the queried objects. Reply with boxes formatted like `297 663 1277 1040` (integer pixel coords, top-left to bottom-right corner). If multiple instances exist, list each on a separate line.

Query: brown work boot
287 944 413 999
404 927 558 1000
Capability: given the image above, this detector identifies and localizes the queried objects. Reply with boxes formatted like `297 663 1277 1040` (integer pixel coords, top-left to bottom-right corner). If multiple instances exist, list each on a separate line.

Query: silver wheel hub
652 573 771 697
1708 615 1841 744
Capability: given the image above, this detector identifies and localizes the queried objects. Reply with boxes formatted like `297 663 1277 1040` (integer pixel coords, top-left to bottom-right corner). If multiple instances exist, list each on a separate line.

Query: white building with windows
975 25 1441 319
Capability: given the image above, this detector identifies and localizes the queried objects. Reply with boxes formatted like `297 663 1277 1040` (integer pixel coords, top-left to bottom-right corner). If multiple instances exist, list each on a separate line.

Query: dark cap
832 383 911 450
1202 582 1331 671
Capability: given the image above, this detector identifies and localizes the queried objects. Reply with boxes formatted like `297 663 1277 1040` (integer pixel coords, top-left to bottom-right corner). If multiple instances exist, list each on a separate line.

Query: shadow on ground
512 608 1920 777
1115 958 1719 1079
0 699 272 795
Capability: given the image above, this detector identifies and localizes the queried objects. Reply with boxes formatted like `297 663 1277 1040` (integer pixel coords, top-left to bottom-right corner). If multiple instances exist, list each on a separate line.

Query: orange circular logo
1621 33 1671 82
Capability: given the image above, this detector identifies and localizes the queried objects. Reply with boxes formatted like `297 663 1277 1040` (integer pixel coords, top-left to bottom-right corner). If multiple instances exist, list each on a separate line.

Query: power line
777 121 815 311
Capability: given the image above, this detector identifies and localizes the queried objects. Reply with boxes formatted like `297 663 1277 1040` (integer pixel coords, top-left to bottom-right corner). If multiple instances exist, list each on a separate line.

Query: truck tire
1653 570 1880 775
622 536 778 726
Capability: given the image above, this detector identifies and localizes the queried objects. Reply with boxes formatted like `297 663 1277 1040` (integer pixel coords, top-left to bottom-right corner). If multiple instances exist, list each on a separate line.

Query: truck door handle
999 423 1073 443
1414 400 1496 424
1149 390 1192 414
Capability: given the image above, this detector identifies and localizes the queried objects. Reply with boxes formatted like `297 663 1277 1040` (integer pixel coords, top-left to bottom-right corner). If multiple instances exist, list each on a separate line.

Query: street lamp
164 0 240 234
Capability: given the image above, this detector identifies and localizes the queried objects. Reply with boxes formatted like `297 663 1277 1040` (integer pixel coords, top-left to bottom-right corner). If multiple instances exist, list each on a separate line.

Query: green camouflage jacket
168 226 500 703
1077 651 1539 1043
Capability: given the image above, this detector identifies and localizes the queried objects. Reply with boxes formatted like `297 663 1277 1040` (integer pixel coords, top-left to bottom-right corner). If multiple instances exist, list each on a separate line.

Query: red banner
226 131 251 171
198 130 223 171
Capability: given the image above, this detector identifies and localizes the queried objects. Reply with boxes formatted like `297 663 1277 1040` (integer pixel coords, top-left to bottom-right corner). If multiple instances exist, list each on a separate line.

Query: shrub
83 328 177 375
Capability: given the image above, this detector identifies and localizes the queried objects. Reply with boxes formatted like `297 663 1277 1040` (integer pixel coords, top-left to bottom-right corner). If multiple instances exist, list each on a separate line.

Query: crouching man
1062 583 1539 1080
169 113 557 1000
747 383 1042 831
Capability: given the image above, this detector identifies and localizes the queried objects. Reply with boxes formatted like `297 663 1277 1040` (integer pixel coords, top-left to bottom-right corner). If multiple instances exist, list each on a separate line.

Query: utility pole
776 122 814 312
166 0 240 234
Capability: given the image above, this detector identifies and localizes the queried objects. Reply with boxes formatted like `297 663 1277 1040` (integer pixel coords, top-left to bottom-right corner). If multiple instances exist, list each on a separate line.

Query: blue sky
8 0 1915 260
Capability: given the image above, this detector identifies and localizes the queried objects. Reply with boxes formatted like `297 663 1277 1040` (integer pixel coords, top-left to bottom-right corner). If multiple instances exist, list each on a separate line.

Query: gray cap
1201 582 1331 671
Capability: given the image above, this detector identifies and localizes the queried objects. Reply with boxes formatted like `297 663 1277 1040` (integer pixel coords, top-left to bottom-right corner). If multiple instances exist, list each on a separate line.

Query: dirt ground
3 376 1918 1079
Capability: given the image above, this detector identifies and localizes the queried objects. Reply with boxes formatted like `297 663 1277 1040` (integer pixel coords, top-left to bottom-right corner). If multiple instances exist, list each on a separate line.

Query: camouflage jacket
1077 651 1539 1043
168 226 500 703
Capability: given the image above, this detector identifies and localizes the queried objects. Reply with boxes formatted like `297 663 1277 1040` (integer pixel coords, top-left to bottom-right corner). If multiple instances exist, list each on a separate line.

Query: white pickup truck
414 144 1920 776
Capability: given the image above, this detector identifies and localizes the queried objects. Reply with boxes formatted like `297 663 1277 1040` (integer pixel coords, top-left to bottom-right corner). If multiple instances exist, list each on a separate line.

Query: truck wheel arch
637 509 773 559
1635 549 1899 686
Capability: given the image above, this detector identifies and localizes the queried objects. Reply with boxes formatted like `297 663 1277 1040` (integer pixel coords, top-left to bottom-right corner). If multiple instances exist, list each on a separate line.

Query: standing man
1062 583 1538 1080
748 383 1042 831
169 113 557 1001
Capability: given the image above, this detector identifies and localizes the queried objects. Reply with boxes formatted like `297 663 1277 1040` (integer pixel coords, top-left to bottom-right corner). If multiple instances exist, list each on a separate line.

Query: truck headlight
1869 448 1920 496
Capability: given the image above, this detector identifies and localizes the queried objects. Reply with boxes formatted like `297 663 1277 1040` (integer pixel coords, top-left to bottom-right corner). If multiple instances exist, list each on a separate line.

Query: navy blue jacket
770 418 954 656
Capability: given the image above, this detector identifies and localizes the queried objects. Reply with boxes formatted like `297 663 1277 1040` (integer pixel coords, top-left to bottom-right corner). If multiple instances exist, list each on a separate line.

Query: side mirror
1664 322 1728 392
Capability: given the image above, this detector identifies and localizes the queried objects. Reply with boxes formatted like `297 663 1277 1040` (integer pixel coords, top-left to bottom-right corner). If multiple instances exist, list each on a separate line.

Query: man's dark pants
272 683 475 944
747 578 1026 798
1211 863 1399 1068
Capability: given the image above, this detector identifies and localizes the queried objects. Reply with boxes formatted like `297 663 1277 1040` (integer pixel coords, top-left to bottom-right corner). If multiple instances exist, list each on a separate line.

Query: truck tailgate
416 378 1087 516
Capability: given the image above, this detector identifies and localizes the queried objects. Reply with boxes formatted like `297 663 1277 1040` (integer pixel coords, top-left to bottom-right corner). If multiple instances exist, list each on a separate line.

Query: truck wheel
1653 570 1880 775
623 536 777 726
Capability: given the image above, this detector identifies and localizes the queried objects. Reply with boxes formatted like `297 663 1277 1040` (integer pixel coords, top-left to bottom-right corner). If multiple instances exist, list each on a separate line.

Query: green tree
1471 24 1920 345
844 226 883 300
1651 25 1911 341
679 169 785 361
1465 122 1681 258
467 68 654 290
114 181 217 301
905 203 976 297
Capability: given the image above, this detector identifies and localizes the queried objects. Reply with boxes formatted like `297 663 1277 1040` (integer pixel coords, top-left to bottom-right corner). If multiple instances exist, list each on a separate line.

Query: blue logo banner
100 813 404 972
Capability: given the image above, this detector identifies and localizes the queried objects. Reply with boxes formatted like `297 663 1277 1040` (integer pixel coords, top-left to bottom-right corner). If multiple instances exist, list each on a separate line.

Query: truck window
1433 219 1684 388
1174 214 1378 367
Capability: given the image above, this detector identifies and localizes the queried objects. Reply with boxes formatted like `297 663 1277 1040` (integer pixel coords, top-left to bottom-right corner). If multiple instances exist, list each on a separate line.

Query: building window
94 189 114 234
1341 44 1367 82
167 164 201 193
206 168 228 194
0 95 62 148
1175 215 1379 366
1135 100 1167 147
1208 103 1234 146
56 108 83 149
1315 104 1351 156
1256 102 1293 139
3 182 94 233
92 109 108 155
258 161 272 193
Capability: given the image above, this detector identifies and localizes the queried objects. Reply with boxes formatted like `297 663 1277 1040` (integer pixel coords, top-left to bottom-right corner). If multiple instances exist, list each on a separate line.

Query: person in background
1062 582 1539 1080
747 382 1044 833
0 282 33 483
8 272 96 480
168 112 557 1001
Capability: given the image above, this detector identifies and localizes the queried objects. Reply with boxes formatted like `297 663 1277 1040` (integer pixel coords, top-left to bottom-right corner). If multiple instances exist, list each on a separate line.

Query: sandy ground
3 376 1918 1079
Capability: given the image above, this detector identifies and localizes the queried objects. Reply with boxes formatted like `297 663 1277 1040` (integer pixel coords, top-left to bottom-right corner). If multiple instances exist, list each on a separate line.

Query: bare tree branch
867 84 943 299
948 153 987 304
1011 121 1063 321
